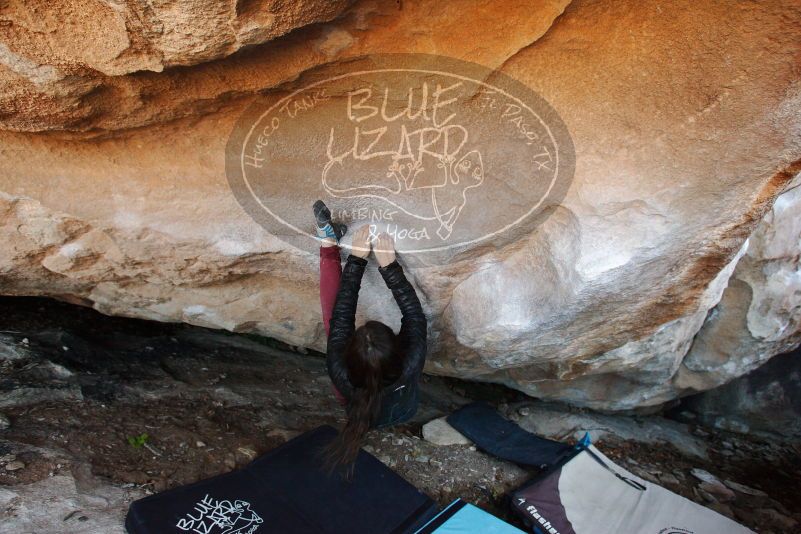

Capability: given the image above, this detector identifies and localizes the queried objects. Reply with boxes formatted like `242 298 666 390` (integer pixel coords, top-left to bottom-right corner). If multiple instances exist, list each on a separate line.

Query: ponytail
322 368 383 473
323 321 400 474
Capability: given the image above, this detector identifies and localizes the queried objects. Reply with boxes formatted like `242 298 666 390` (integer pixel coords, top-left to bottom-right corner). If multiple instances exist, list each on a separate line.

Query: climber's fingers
350 225 372 259
375 232 395 253
374 233 397 267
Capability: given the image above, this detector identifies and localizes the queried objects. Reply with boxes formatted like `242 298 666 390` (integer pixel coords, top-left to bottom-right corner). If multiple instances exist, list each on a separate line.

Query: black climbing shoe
313 200 347 242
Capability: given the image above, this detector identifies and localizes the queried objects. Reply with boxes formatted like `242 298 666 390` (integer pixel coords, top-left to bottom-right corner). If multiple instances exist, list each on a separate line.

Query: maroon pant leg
319 245 347 405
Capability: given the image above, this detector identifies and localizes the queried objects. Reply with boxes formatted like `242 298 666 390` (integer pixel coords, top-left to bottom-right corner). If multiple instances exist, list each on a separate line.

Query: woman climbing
313 200 427 470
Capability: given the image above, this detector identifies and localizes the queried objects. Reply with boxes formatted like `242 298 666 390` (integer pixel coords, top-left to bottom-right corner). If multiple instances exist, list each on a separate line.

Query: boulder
422 417 472 447
0 0 800 410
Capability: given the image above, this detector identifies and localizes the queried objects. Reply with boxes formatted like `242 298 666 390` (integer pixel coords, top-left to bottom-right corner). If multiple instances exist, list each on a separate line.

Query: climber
313 200 427 470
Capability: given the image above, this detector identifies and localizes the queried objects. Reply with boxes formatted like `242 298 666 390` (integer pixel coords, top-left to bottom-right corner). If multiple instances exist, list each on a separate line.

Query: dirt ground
1 296 800 532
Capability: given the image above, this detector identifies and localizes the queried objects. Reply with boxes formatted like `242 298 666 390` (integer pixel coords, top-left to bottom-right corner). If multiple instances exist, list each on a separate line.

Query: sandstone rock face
0 0 800 410
0 0 356 131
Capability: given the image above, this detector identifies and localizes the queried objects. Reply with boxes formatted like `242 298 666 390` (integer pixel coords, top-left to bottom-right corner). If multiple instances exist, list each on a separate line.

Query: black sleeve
326 254 368 399
378 260 427 386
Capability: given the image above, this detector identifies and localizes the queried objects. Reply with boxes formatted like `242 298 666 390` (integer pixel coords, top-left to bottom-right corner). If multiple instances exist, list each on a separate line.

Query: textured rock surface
0 0 800 410
681 348 801 438
422 417 472 447
676 173 801 394
511 402 709 459
0 473 142 534
0 0 568 132
0 0 356 131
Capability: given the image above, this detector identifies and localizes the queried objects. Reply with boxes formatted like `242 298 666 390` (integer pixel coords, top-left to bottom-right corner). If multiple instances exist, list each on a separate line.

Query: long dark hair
324 320 402 471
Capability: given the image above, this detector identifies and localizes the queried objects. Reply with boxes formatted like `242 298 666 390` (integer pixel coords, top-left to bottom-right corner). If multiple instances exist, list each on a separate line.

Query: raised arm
326 255 367 399
326 226 372 399
374 233 427 385
380 260 427 383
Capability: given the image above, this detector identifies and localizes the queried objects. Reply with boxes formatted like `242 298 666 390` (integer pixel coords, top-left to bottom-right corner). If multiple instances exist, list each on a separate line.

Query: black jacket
326 255 427 418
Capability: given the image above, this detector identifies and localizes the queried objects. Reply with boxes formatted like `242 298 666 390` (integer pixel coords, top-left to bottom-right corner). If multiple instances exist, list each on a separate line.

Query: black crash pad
126 425 438 534
447 402 574 469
